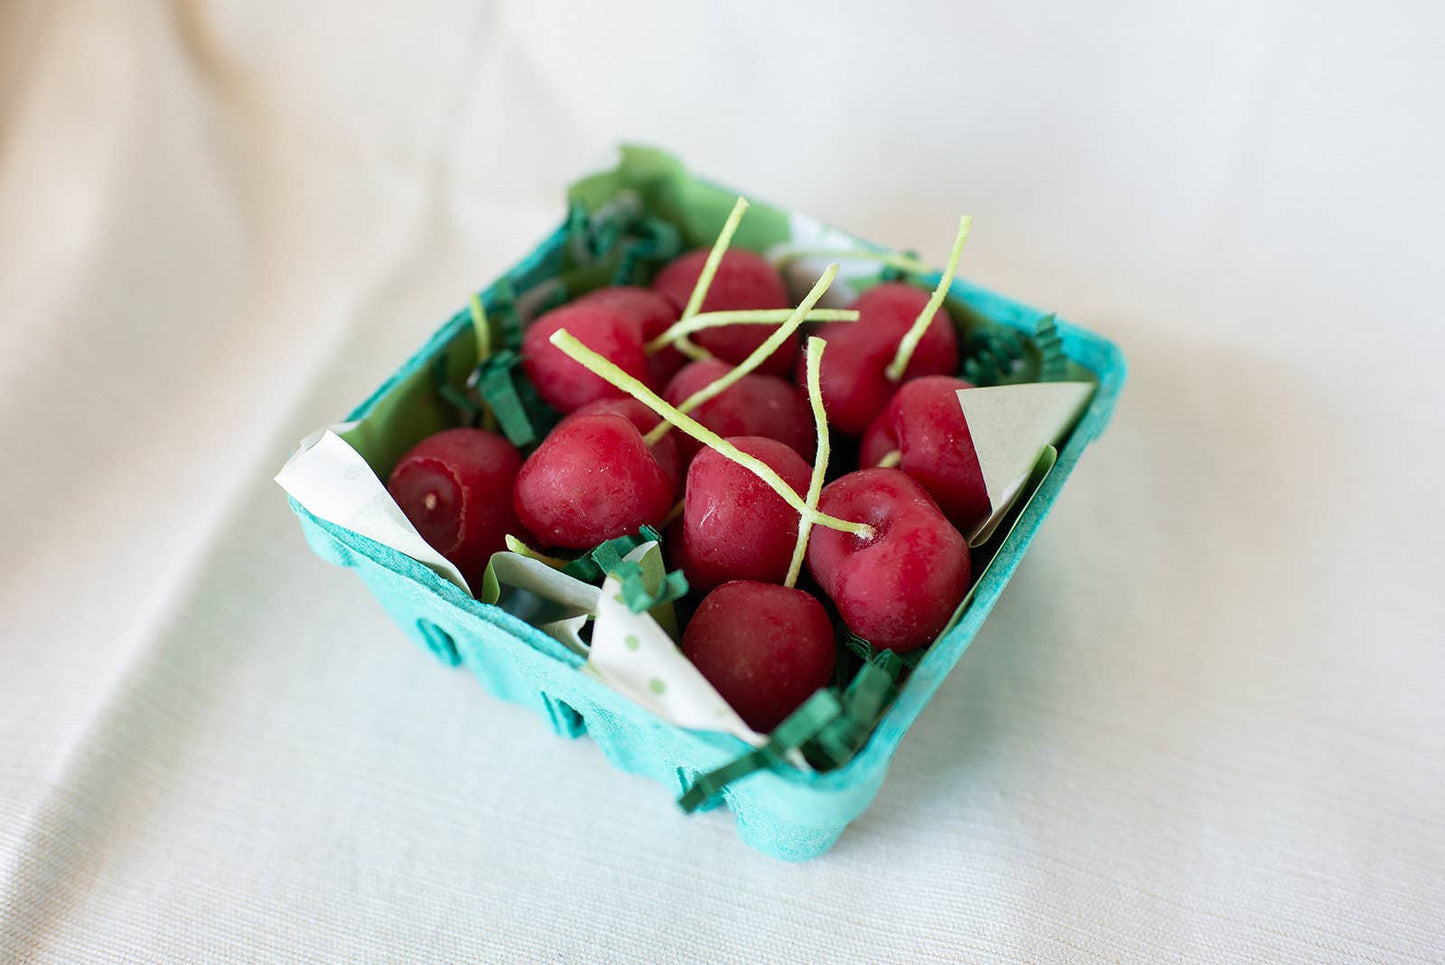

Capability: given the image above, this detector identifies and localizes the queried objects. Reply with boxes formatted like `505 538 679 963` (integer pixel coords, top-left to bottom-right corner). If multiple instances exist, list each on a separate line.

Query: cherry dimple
806 468 970 653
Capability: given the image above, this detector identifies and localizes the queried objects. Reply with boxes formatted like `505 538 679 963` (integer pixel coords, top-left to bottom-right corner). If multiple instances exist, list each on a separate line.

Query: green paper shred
566 203 628 265
612 559 689 614
591 541 624 576
676 631 924 809
611 216 682 286
568 144 791 252
838 626 924 672
962 312 1070 386
1033 313 1068 382
473 350 543 447
839 625 876 664
431 352 483 426
809 645 919 770
489 278 525 352
561 194 685 290
560 526 664 583
809 661 900 768
565 205 591 264
678 690 844 813
962 326 1027 386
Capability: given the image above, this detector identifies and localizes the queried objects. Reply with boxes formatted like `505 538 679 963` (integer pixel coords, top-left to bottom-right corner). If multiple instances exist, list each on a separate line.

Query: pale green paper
590 546 768 747
957 382 1094 545
586 567 767 747
480 552 601 655
950 446 1058 620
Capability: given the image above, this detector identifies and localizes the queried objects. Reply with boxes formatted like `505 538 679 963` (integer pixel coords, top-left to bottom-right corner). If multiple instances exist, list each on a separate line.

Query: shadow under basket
287 160 1126 861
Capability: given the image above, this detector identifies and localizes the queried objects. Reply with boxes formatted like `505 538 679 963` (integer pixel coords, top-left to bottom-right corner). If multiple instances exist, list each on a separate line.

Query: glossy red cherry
387 428 526 584
806 282 959 435
806 468 970 653
576 285 687 386
650 248 796 375
513 413 674 549
859 375 989 533
670 437 811 593
521 302 652 414
662 359 815 465
562 397 681 487
682 581 837 733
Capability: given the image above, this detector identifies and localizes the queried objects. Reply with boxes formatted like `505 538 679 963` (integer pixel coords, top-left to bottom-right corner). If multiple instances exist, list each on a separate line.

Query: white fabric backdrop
2 1 1442 961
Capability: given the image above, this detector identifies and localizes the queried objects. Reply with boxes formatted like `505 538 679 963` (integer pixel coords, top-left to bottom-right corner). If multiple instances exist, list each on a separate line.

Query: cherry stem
673 196 751 361
773 248 930 276
885 215 972 383
644 308 858 355
876 449 902 469
504 534 569 569
785 336 834 588
469 293 491 360
664 498 685 526
647 264 840 445
549 329 875 539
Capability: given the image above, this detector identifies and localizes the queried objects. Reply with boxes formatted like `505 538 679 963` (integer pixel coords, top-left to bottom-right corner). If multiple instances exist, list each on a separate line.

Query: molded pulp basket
287 181 1126 862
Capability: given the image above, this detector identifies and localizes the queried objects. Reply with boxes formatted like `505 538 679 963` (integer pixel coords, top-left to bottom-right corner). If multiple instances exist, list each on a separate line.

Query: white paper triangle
585 550 768 749
275 428 472 592
958 382 1094 545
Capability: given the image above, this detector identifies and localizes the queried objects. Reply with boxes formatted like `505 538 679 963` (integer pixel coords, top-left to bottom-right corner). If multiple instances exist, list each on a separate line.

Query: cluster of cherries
387 238 990 734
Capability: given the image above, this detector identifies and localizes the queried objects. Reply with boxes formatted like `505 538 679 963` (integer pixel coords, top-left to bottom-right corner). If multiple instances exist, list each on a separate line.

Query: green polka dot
624 634 640 651
649 678 667 695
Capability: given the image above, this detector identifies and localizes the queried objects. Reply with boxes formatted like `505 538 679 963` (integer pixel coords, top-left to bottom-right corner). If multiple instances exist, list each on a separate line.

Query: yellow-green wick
646 264 841 446
645 308 858 354
885 215 972 382
548 328 874 539
672 195 751 360
785 336 835 589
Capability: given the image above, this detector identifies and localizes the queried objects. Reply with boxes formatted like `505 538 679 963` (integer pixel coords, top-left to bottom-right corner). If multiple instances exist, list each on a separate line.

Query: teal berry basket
286 149 1126 861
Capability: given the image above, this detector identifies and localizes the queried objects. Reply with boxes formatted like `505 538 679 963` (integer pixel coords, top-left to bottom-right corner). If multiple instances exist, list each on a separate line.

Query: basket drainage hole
416 620 461 667
545 696 586 739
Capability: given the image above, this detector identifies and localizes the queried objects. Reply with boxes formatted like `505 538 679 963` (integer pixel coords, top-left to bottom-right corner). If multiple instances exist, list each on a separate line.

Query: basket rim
289 205 1126 798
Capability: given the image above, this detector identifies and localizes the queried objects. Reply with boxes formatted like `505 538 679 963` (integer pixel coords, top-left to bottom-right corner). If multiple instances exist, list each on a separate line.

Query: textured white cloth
2 1 1442 961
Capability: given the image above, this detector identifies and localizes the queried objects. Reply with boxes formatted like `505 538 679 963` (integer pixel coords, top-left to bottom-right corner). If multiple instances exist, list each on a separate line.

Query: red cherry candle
807 282 958 435
682 581 836 732
512 412 674 549
671 436 812 593
807 215 973 435
859 375 990 533
545 266 872 553
576 286 686 386
387 427 526 584
652 248 795 375
562 397 682 487
521 302 652 414
662 360 815 464
807 468 970 652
